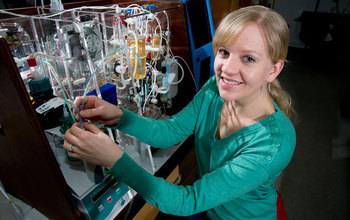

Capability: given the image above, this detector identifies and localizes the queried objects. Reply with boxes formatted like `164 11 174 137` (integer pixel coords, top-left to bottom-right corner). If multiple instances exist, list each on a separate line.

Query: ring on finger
69 145 75 153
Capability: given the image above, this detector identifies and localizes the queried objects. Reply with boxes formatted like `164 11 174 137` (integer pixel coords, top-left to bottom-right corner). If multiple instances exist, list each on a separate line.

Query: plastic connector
109 39 125 46
27 57 44 81
115 5 121 14
147 14 155 21
73 78 86 86
152 69 160 76
125 18 135 25
148 5 157 10
50 0 64 12
115 65 126 74
63 105 69 117
0 28 9 38
151 98 158 104
133 94 140 103
14 57 28 68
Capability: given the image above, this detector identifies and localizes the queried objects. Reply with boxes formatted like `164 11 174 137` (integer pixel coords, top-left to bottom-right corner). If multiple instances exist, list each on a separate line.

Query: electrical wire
80 46 143 127
142 71 157 112
38 61 82 124
1 4 193 220
39 61 70 99
2 3 191 119
173 56 198 91
0 186 24 220
170 59 184 85
34 52 79 61
0 202 20 220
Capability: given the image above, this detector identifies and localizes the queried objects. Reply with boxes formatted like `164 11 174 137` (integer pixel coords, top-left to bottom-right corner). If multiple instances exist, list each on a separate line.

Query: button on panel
107 196 112 203
116 188 121 195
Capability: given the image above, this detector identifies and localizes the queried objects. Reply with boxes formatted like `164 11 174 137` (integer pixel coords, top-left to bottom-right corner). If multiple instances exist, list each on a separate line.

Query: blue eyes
218 49 229 56
243 56 255 63
218 49 255 63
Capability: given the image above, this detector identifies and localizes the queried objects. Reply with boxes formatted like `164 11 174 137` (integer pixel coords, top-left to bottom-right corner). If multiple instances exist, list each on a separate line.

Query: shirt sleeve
106 149 270 216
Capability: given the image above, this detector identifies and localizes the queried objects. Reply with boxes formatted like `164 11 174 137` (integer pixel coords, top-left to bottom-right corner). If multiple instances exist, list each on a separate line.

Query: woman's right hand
74 96 123 126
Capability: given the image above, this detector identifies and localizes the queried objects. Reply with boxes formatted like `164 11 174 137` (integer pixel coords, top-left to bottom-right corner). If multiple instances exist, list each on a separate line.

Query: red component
27 74 35 80
27 57 37 67
107 196 112 203
112 16 117 25
147 52 151 58
146 36 151 42
112 15 125 25
142 112 146 116
120 15 125 25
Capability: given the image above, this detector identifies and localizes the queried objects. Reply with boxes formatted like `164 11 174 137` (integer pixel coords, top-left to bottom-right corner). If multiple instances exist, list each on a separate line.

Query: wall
274 0 350 48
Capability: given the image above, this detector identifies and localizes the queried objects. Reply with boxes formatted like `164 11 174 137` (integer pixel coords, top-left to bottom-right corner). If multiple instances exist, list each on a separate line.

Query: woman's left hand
63 123 122 169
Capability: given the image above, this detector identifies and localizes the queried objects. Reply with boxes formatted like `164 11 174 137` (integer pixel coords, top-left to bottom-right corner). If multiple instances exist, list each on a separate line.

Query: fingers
74 96 102 121
68 123 102 140
64 125 81 148
70 123 89 137
74 96 84 108
74 96 97 111
82 123 101 134
67 151 81 159
64 142 82 160
72 97 83 121
79 108 99 119
64 124 90 159
63 122 121 167
63 133 81 160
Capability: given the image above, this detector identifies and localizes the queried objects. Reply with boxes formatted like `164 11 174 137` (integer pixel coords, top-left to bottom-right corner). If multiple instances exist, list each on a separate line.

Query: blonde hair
213 6 294 118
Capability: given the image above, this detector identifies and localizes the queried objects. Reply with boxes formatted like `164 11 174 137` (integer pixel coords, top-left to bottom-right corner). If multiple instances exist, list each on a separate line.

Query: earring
267 83 271 93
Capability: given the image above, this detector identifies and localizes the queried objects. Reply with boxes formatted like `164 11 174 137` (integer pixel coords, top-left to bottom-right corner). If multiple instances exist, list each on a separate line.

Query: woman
64 5 296 219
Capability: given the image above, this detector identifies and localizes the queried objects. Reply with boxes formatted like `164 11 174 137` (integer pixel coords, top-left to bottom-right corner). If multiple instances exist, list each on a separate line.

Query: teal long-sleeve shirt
107 76 296 219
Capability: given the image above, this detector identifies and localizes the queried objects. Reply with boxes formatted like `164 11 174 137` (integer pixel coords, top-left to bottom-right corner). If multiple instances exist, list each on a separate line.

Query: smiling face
214 22 282 105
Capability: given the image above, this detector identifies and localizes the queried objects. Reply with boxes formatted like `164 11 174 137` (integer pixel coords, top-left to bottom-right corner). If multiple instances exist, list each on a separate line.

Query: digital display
92 178 118 203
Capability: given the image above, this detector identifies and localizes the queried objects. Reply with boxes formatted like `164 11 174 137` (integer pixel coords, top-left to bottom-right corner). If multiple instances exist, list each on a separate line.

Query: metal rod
123 5 181 19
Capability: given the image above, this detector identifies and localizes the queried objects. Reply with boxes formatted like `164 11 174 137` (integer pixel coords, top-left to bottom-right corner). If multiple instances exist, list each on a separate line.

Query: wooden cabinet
210 0 274 30
210 0 239 29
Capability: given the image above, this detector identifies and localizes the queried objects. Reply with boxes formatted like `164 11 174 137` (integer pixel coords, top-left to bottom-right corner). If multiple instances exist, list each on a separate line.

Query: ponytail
269 79 294 119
